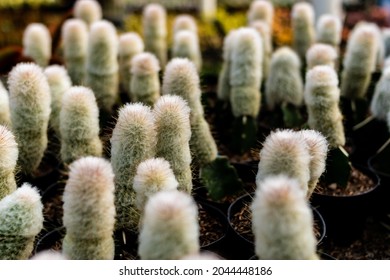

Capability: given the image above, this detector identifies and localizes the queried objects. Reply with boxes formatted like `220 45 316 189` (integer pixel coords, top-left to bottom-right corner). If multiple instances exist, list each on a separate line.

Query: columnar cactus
0 81 11 126
61 18 88 85
383 28 390 59
85 20 119 115
59 86 102 164
304 65 345 148
162 58 217 167
229 27 263 118
153 95 192 193
173 14 198 34
133 157 178 213
252 175 319 260
340 22 379 100
200 0 217 21
291 2 315 63
247 0 274 27
118 32 144 96
73 0 102 27
8 63 51 175
316 14 342 49
172 30 202 73
298 129 328 197
30 250 67 260
22 23 51 67
256 129 311 195
44 65 72 137
251 20 272 81
306 43 338 70
0 126 18 201
0 183 44 260
142 3 167 69
265 47 303 110
130 52 161 106
110 103 156 231
138 190 199 260
370 67 390 121
62 156 116 260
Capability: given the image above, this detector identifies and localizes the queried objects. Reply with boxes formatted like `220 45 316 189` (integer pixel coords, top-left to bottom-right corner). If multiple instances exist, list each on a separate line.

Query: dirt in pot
198 203 226 248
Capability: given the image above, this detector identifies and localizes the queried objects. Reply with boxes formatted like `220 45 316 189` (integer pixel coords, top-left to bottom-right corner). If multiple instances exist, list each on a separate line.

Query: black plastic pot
227 193 327 260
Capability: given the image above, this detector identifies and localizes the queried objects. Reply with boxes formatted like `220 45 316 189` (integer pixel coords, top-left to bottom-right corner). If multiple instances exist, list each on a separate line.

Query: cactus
304 65 345 148
61 18 88 85
0 126 18 201
62 156 116 260
298 129 328 197
291 2 315 63
252 175 319 260
316 14 342 49
30 250 67 260
265 47 303 110
172 30 202 73
59 86 102 164
7 62 51 175
73 0 102 27
22 23 51 67
247 0 274 27
142 3 167 69
256 129 311 195
200 0 217 21
0 183 44 260
251 20 273 81
370 67 390 121
138 190 199 260
340 22 379 100
306 43 338 70
229 27 263 118
383 28 390 59
173 14 198 35
85 20 119 115
44 65 72 137
133 157 178 214
0 81 11 126
130 52 161 106
110 103 156 231
118 32 144 96
153 95 192 193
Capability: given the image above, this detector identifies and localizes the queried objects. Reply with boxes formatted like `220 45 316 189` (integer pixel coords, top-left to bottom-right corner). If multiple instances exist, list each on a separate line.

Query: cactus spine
370 67 390 121
118 32 144 96
61 18 88 85
8 63 51 175
44 65 72 137
304 65 345 148
73 0 102 27
306 43 338 70
230 27 263 118
291 2 315 63
256 129 311 195
130 52 161 106
0 126 18 201
252 175 319 260
85 20 119 115
0 81 11 126
62 156 116 260
247 0 274 27
138 190 199 260
162 58 218 167
142 3 168 69
110 103 156 231
265 47 303 110
0 183 43 260
59 86 102 164
340 23 379 100
153 95 192 193
22 23 51 67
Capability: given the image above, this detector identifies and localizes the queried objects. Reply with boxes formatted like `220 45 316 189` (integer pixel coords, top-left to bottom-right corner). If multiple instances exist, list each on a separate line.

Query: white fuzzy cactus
247 0 274 27
251 20 273 81
370 67 390 121
304 65 345 148
62 156 116 260
73 0 102 27
142 3 167 69
138 190 199 260
252 175 319 260
200 0 217 21
61 18 88 85
383 28 390 59
0 126 18 201
0 183 44 260
44 65 72 136
59 86 102 164
130 52 161 106
173 14 198 34
256 129 311 195
30 250 67 260
306 43 338 70
22 23 51 67
8 62 51 175
172 30 202 73
0 81 11 126
316 14 342 49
